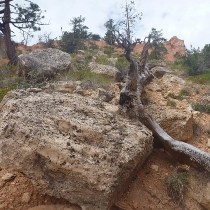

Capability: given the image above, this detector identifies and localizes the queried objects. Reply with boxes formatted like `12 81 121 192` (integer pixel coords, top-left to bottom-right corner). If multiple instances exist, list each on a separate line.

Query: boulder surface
0 90 153 210
89 62 122 82
18 48 71 80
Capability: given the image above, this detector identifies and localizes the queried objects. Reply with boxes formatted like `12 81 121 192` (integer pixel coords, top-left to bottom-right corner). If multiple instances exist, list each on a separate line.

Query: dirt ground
0 148 207 210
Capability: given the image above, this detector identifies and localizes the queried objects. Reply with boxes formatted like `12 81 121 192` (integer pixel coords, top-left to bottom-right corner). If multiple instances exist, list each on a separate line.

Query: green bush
67 69 113 89
103 46 114 57
166 62 184 71
167 88 190 101
188 73 210 84
95 56 113 66
167 99 177 107
163 167 189 206
179 88 190 96
115 56 129 74
0 86 14 102
167 93 184 101
193 103 210 113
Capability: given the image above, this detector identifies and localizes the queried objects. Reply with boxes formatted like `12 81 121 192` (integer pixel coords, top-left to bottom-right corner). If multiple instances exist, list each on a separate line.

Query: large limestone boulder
28 204 79 210
18 48 71 80
145 104 193 142
151 66 172 78
145 73 193 142
88 62 122 82
0 90 153 210
188 169 210 210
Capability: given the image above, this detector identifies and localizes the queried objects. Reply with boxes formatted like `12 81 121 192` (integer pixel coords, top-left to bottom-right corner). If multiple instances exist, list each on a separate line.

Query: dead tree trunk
119 36 210 173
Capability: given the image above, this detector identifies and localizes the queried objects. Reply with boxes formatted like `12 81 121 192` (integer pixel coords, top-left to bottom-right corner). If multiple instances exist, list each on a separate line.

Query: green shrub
103 46 114 57
193 103 210 113
95 56 113 66
163 167 189 206
167 92 184 101
167 99 177 107
179 88 190 96
67 69 113 89
0 86 14 102
167 88 190 101
188 73 210 84
115 56 129 74
166 62 184 71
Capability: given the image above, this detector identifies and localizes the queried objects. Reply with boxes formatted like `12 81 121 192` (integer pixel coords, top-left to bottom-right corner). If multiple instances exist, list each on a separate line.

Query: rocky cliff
132 36 185 62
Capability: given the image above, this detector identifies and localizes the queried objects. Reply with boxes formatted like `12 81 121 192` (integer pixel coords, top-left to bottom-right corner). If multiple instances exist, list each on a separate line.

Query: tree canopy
148 28 168 60
59 15 91 53
0 0 45 64
104 19 116 45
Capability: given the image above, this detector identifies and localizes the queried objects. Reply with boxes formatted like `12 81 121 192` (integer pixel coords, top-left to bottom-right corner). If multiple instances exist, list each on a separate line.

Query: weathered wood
119 33 210 173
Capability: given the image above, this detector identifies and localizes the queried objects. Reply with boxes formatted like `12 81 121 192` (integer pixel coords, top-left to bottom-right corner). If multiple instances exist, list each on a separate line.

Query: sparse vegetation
167 99 177 107
167 92 184 101
148 28 168 61
103 46 115 57
95 56 113 66
163 167 189 206
0 86 14 102
192 103 210 113
167 88 190 101
66 69 113 89
115 56 129 74
188 73 210 84
179 88 190 96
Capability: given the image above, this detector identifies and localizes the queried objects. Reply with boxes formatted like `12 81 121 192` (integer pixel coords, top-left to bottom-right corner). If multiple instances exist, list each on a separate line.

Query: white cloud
11 0 210 49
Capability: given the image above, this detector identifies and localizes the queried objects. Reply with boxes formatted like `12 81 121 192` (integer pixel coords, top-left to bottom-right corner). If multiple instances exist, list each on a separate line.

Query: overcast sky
12 0 210 49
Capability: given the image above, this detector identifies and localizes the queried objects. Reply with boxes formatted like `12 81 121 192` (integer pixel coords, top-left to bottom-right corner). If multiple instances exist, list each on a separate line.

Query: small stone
207 139 210 148
21 192 31 203
150 165 159 172
1 173 16 181
0 204 6 209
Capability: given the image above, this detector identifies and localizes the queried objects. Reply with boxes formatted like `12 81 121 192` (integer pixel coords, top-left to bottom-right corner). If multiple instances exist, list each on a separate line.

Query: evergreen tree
59 16 90 53
104 19 116 45
149 28 168 60
0 0 45 65
202 44 210 69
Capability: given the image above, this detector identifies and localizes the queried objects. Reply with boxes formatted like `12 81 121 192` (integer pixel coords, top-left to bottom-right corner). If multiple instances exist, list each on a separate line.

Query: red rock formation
133 36 185 62
163 36 185 62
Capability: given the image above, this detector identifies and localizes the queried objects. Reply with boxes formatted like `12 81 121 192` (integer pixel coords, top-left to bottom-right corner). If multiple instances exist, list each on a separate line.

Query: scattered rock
207 139 210 148
0 172 16 188
189 170 210 210
0 90 153 210
150 165 159 172
146 104 193 142
28 204 78 210
151 66 172 78
26 88 42 93
0 204 6 209
98 89 115 102
1 173 16 181
202 93 210 105
104 104 119 114
18 48 71 80
160 73 185 88
74 54 85 63
146 82 162 92
89 62 122 82
21 192 31 203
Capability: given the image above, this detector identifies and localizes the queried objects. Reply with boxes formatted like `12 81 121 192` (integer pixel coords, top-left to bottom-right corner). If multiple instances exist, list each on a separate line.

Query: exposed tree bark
119 35 210 173
3 0 18 65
